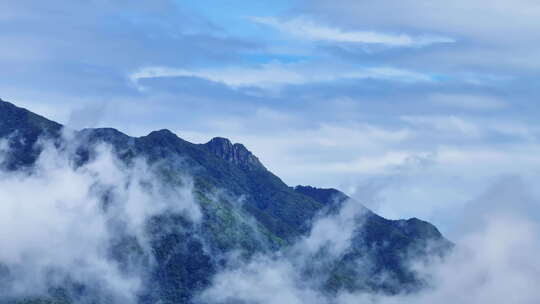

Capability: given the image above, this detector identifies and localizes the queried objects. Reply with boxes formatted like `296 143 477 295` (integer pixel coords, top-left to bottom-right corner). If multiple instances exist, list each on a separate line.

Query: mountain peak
391 217 445 240
0 98 61 131
0 99 63 169
207 136 231 147
146 129 178 138
143 129 185 145
205 137 265 170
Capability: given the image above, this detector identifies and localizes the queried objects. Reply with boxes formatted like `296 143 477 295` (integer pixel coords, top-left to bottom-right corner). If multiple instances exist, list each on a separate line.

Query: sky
1 0 540 238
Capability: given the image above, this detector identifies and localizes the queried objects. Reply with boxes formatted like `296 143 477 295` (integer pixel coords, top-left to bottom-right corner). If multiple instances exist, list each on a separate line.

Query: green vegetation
0 99 452 304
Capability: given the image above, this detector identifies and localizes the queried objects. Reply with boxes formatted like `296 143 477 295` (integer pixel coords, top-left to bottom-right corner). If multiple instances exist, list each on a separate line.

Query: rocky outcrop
204 137 265 170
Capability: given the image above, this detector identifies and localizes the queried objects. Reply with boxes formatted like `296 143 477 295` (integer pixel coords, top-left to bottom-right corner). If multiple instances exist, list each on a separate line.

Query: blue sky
2 0 540 237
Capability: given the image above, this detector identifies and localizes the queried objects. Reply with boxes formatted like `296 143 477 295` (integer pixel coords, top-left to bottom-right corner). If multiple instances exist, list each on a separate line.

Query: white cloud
214 122 412 175
130 64 308 89
200 176 540 304
252 16 455 47
199 256 319 304
129 62 434 90
199 197 369 304
430 93 507 110
302 0 540 71
401 114 540 143
434 146 540 171
342 175 540 304
0 136 201 301
401 115 481 137
319 151 418 174
304 0 540 43
334 215 540 304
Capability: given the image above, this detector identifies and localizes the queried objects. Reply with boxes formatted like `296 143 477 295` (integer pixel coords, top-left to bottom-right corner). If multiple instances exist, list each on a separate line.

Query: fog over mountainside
0 98 538 304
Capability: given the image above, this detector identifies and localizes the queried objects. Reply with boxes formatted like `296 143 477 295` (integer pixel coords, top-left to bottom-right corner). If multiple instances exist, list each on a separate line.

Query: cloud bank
0 134 201 302
199 176 540 304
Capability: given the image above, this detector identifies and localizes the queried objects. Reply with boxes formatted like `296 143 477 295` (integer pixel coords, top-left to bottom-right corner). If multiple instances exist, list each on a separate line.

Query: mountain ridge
0 98 452 304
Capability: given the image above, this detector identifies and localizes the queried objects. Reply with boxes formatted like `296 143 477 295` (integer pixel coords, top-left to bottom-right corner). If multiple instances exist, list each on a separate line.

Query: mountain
0 99 62 169
0 98 452 304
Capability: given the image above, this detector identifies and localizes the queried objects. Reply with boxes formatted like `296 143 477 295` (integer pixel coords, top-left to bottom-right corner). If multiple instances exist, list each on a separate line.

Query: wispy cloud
252 16 455 47
401 115 481 137
430 93 507 110
199 174 540 304
130 62 434 90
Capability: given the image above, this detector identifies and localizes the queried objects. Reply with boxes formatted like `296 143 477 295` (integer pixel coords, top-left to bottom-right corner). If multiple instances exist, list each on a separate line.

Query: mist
0 133 201 302
199 175 540 304
0 116 538 304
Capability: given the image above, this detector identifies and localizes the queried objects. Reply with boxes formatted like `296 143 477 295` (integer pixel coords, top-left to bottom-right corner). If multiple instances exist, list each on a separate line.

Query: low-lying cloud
1 129 539 304
0 134 201 302
199 175 540 304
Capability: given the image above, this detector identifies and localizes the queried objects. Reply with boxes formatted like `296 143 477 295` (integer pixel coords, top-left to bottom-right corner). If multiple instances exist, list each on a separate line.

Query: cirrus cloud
252 16 455 47
130 62 435 90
